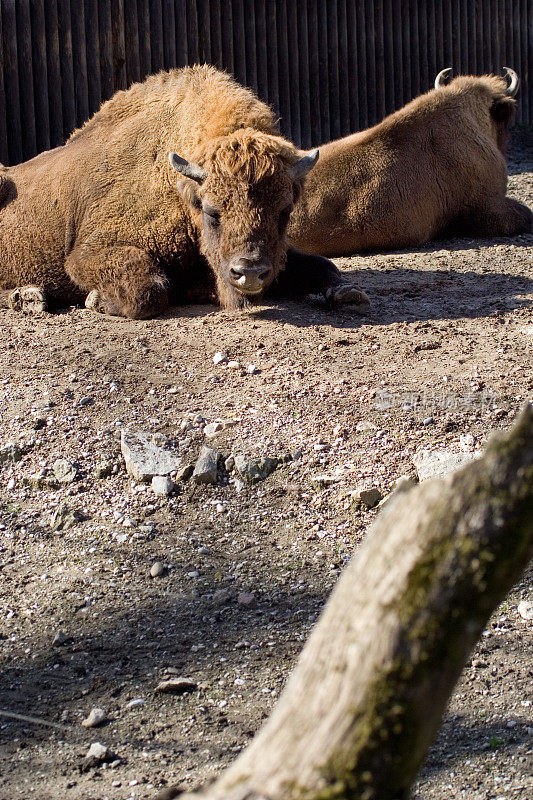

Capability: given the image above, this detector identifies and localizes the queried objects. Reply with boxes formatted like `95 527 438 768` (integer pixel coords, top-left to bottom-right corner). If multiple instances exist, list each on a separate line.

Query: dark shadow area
419 714 532 778
507 128 533 175
250 265 533 329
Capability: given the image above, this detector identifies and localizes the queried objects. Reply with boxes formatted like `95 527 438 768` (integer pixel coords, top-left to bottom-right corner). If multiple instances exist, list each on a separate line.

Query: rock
204 422 224 438
212 588 233 605
234 455 279 484
237 592 256 606
291 449 303 461
213 351 227 365
192 446 219 484
225 456 235 472
0 442 22 464
352 486 383 509
94 460 114 479
51 503 85 531
422 416 434 426
120 428 181 482
246 363 259 374
81 708 107 728
53 458 78 484
82 742 115 770
227 360 240 369
27 468 59 490
517 600 533 620
393 474 417 492
6 477 15 490
311 474 342 488
79 396 94 407
125 698 145 709
155 677 198 695
150 561 165 578
355 420 377 433
151 475 175 496
53 630 67 646
413 449 480 481
177 463 194 482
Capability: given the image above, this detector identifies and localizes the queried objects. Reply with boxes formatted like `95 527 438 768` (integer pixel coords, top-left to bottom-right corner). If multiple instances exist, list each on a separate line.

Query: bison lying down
289 69 533 256
0 65 367 318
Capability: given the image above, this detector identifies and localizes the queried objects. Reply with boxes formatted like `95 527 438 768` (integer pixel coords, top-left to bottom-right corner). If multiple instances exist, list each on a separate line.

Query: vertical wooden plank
497 0 506 76
296 0 311 145
244 0 257 93
475 0 484 73
434 0 444 69
275 0 291 138
520 0 529 124
0 5 10 164
327 0 340 139
2 0 23 163
391 0 404 108
44 0 64 146
307 0 321 142
98 0 114 100
149 0 164 73
346 0 360 133
210 0 223 70
231 0 245 84
84 0 102 116
442 0 454 70
286 1 300 144
382 0 397 113
337 0 350 136
162 0 177 68
373 0 386 121
356 0 368 127
459 0 469 73
137 0 152 78
30 0 51 152
175 0 188 68
58 0 76 139
418 0 429 90
198 0 211 64
16 0 37 158
409 0 420 98
112 0 127 88
482 0 492 71
426 0 437 87
219 0 233 74
124 0 141 83
70 0 89 128
255 0 269 104
317 0 330 137
264 0 278 116
401 0 412 102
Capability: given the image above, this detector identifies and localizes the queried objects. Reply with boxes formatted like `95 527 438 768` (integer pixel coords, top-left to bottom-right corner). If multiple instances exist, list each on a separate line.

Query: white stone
120 428 181 482
82 708 107 728
151 475 175 495
413 449 480 481
213 352 227 365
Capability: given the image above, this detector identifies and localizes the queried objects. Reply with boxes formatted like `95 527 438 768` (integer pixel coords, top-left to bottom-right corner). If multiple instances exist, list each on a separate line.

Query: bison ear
491 97 516 123
169 152 207 184
288 148 319 180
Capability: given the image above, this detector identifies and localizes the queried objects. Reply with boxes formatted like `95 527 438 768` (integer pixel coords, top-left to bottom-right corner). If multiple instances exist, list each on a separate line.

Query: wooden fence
0 0 531 165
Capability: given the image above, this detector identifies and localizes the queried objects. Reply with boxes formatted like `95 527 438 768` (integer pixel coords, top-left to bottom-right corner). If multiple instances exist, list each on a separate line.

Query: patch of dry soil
0 132 532 800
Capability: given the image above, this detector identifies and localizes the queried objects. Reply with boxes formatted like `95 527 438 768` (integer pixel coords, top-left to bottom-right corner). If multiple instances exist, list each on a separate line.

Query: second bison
289 69 533 256
0 65 367 318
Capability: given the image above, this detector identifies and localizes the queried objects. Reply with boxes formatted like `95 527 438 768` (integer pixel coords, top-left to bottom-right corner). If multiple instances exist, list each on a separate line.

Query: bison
0 65 368 318
288 69 533 257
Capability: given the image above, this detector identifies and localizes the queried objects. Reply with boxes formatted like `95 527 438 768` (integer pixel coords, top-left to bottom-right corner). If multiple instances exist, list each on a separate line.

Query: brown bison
0 65 368 318
289 69 533 256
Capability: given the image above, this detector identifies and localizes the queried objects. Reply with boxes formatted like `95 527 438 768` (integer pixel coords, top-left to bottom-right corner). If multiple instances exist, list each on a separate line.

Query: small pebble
212 352 227 365
150 561 165 578
81 708 107 728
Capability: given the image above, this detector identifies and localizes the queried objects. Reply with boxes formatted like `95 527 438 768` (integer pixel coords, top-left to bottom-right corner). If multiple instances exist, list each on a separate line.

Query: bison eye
278 204 293 233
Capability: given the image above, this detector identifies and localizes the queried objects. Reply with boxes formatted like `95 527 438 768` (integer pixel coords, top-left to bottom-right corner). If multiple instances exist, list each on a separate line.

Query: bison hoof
8 285 47 314
85 290 108 314
325 284 370 308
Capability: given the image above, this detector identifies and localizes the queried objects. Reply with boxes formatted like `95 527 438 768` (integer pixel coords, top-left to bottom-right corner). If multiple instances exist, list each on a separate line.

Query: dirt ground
0 130 532 800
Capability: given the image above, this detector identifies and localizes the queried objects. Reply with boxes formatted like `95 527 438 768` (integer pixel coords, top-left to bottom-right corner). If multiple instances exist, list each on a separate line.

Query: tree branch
158 403 533 800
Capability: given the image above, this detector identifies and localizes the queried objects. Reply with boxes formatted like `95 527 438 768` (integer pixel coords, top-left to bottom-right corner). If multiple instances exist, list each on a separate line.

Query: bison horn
288 148 319 180
434 68 452 89
503 67 519 97
168 152 207 184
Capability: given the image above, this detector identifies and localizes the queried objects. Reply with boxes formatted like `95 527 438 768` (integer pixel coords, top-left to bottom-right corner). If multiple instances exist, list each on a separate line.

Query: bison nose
229 257 272 293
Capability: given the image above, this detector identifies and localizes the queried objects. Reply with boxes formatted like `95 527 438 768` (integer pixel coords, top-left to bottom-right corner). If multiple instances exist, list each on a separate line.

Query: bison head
169 129 318 308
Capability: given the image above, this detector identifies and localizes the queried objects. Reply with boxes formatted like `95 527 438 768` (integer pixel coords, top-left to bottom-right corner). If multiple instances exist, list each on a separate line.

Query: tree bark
158 403 533 800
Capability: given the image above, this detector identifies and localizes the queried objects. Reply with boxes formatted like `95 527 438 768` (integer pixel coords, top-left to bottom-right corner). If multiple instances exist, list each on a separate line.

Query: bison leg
65 245 169 319
465 197 533 237
274 248 370 308
2 285 48 314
